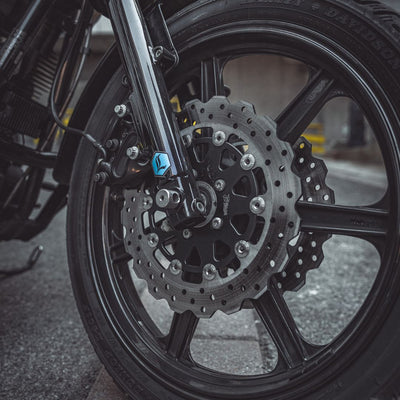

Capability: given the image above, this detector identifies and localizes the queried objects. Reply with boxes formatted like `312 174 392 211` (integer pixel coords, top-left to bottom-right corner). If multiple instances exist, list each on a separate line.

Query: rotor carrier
121 96 333 317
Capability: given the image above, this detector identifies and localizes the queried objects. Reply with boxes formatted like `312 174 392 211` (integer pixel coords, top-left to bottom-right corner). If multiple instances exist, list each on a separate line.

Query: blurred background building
83 0 400 162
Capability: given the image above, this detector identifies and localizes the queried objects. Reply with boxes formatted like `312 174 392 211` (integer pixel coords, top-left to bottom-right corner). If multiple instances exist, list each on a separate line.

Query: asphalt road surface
0 160 387 400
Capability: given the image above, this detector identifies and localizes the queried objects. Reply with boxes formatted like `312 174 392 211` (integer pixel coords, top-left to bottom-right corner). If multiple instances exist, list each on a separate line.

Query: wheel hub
121 97 304 317
194 181 217 228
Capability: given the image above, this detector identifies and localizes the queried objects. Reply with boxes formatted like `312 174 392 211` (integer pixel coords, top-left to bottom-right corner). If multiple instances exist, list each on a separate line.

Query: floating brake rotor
121 96 334 317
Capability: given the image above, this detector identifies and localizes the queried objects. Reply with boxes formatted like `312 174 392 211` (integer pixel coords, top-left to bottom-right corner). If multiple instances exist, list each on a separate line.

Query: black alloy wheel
67 1 400 399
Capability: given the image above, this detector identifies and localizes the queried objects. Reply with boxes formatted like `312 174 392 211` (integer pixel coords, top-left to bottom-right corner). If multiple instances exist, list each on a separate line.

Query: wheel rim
86 21 400 399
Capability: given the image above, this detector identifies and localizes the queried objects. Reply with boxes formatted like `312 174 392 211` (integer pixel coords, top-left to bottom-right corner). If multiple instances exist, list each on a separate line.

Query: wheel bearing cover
121 97 302 317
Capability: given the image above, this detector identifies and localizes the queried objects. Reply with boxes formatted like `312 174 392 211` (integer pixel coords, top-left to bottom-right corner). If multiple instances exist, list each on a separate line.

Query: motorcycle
1 0 400 398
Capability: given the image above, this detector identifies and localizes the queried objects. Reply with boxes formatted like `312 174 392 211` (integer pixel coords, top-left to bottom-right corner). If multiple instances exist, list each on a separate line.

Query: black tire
68 1 400 399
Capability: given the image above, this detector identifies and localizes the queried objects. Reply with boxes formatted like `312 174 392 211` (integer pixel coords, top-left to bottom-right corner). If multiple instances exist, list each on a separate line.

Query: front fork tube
108 0 204 227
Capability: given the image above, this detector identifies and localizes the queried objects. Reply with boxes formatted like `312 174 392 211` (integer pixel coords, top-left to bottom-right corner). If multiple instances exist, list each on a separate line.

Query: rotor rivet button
183 229 192 239
143 196 153 210
203 264 217 281
169 260 182 275
214 179 226 192
212 131 227 147
126 146 140 160
212 217 223 230
114 104 127 118
147 233 159 248
240 154 256 170
235 240 250 258
250 197 266 215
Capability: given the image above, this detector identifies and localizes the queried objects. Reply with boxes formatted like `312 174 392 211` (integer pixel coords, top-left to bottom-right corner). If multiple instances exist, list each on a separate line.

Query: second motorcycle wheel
68 1 400 399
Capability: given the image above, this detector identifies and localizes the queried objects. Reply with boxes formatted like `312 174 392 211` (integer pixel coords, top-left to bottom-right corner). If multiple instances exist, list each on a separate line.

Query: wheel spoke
277 70 338 145
165 311 199 360
254 280 315 368
201 57 225 102
297 201 388 250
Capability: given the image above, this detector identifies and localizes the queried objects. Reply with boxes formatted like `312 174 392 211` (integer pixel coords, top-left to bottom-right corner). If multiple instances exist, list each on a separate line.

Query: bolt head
182 134 193 147
214 179 226 192
148 233 159 248
126 146 140 160
250 197 266 215
212 217 223 230
203 264 217 281
240 154 256 171
212 131 226 147
114 104 127 118
183 229 192 239
143 196 153 210
235 240 250 258
197 201 205 213
169 260 182 275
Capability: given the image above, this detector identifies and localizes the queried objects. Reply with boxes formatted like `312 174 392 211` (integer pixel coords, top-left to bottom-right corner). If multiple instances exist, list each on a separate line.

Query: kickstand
0 245 44 276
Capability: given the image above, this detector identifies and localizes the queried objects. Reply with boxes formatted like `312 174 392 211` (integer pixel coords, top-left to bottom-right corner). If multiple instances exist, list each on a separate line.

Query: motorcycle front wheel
68 1 400 399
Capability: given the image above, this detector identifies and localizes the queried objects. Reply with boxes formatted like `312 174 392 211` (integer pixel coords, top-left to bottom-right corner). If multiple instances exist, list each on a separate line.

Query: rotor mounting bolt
183 229 192 239
235 240 250 258
214 179 226 192
240 154 256 171
114 104 127 118
212 131 227 147
147 233 159 248
250 197 266 215
212 217 223 230
156 189 181 209
143 196 153 210
126 146 140 160
203 264 217 281
169 260 182 275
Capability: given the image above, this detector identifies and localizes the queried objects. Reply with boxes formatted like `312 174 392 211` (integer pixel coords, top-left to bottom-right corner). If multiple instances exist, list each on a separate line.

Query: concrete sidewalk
87 292 266 399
